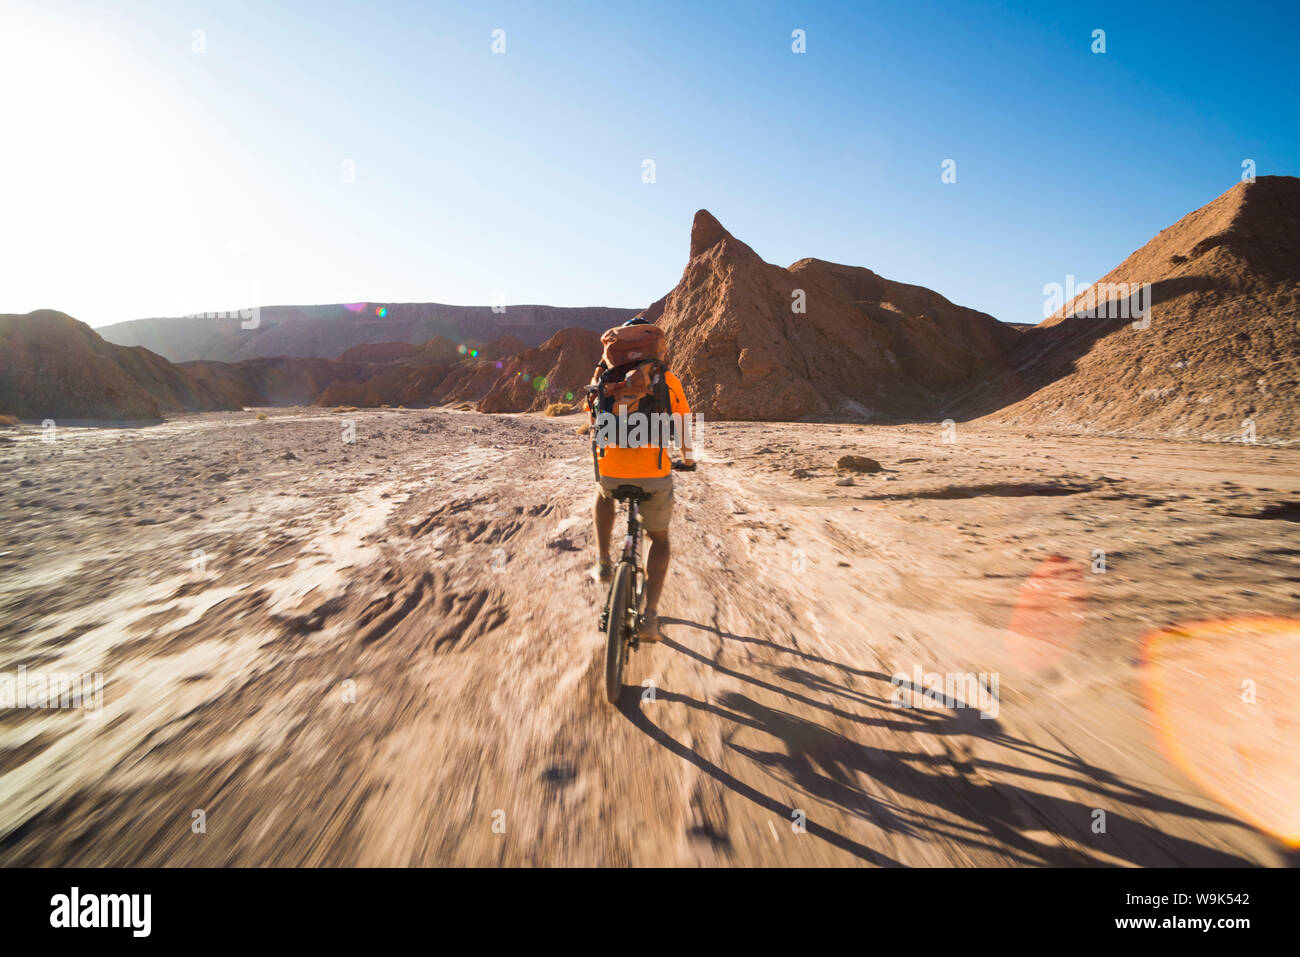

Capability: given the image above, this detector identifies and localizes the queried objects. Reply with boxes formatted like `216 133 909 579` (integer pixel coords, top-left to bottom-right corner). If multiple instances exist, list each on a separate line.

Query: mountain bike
600 484 649 703
599 461 694 703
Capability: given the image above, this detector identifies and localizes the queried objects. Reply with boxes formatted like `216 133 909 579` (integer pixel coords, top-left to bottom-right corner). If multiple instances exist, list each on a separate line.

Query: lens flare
374 306 387 317
457 344 467 355
344 303 367 313
1002 554 1087 674
1142 616 1300 846
470 349 478 357
533 376 547 392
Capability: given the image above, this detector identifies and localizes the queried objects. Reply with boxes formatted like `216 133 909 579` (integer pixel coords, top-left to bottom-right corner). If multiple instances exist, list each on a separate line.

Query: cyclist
588 317 694 642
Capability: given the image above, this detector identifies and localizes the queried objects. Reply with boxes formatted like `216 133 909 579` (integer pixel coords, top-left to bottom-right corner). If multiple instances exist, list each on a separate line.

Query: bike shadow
618 617 1257 867
615 683 902 866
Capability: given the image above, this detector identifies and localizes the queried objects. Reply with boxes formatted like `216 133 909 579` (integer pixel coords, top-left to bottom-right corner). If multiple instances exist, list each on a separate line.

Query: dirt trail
0 408 1296 865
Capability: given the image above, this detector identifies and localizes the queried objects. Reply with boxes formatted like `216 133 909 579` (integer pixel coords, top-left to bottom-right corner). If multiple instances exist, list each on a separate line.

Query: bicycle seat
611 484 653 502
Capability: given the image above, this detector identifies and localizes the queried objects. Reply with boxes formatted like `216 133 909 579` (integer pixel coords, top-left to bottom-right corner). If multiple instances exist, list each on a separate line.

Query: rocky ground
0 407 1296 865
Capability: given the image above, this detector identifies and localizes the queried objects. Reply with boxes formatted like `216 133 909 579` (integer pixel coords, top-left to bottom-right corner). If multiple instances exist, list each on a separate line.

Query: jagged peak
690 209 733 258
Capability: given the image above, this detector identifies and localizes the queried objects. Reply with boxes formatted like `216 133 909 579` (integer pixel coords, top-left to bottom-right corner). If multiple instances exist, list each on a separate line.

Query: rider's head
622 316 653 327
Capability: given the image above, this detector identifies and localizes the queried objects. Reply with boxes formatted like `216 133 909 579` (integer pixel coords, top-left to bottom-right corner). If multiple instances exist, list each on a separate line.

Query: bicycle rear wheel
604 561 634 703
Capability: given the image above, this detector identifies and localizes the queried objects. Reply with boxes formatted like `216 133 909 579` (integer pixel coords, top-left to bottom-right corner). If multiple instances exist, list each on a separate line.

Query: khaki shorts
597 474 674 532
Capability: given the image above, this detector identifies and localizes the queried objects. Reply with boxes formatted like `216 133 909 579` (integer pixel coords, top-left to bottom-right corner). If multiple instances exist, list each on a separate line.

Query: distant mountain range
4 177 1297 440
96 302 639 363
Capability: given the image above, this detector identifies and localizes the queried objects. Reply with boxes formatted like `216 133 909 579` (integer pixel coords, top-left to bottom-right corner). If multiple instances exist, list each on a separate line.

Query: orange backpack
585 323 673 475
594 324 666 415
600 323 664 368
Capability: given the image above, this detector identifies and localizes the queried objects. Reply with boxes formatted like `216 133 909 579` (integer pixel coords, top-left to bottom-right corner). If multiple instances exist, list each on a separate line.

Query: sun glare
0 13 195 323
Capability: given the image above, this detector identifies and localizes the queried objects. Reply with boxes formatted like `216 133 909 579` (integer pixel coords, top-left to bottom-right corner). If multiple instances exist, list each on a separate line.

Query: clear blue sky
2 0 1296 327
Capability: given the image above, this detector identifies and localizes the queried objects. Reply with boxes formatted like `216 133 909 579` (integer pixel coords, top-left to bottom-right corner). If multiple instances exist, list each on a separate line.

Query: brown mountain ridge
97 302 638 363
5 178 1298 440
956 175 1300 441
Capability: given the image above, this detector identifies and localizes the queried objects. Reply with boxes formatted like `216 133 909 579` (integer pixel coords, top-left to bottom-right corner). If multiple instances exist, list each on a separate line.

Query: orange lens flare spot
1142 616 1300 847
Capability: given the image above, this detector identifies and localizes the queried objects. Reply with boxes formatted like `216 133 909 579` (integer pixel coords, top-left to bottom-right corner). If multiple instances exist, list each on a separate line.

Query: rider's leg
594 490 615 565
643 528 670 610
638 528 670 641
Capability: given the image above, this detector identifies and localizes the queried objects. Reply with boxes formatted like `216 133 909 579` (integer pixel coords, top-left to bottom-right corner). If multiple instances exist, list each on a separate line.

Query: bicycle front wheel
604 561 634 704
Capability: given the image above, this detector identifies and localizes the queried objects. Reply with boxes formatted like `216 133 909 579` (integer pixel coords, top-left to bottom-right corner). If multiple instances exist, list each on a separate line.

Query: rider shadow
629 618 1257 867
657 620 986 737
614 684 902 866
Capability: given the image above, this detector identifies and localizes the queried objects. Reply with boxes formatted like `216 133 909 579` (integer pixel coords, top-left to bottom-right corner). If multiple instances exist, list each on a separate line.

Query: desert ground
0 407 1296 866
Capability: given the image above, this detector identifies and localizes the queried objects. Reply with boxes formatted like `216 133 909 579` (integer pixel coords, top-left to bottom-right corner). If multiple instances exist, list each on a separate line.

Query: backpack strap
652 361 670 470
589 376 605 479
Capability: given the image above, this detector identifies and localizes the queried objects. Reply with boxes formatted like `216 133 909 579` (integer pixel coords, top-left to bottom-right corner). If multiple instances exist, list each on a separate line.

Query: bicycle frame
599 492 647 642
619 499 646 636
621 499 643 566
600 467 684 702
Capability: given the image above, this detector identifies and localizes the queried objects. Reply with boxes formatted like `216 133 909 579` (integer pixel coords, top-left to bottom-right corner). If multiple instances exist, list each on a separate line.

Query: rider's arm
667 373 695 467
585 364 602 424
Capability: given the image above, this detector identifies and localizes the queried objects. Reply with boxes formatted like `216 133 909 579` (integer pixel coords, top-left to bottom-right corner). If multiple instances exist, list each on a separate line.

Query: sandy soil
1 407 1296 866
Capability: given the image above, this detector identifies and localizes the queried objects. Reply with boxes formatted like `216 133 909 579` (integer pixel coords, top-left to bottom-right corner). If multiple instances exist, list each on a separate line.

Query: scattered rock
541 764 577 787
836 455 883 473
